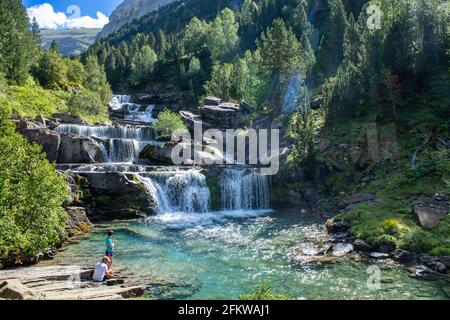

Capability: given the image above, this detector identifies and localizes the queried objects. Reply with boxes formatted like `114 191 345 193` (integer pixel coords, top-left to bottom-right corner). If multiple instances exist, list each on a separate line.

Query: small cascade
109 95 131 110
108 139 140 163
139 170 211 214
220 169 270 210
125 105 156 123
55 124 154 140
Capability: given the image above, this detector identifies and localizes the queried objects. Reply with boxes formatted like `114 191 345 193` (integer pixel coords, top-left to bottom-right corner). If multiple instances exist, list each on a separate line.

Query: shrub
240 280 288 300
153 109 188 139
5 85 64 118
0 124 68 262
67 88 108 122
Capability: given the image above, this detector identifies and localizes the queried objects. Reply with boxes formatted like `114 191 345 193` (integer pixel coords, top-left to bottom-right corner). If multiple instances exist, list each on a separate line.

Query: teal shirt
105 237 114 253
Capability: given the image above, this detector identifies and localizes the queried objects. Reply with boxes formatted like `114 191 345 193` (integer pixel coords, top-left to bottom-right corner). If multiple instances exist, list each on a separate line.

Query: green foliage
152 109 188 138
0 121 68 262
183 17 210 53
129 45 158 86
83 55 112 105
257 19 302 76
67 88 108 122
35 49 68 89
4 85 66 119
240 280 289 300
208 8 239 62
65 59 86 85
0 0 34 84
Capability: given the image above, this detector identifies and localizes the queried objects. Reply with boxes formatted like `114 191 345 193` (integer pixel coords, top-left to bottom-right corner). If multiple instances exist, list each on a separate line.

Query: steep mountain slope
98 0 175 38
41 29 101 57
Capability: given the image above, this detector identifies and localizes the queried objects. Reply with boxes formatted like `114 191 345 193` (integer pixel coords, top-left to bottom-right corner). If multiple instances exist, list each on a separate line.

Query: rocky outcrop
75 172 152 221
20 127 61 162
411 194 449 228
180 97 244 131
139 143 176 164
57 134 105 164
15 119 106 164
198 101 242 129
65 207 92 237
98 0 175 38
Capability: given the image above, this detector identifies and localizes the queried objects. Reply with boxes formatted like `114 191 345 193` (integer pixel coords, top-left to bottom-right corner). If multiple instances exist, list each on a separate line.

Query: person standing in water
105 230 115 270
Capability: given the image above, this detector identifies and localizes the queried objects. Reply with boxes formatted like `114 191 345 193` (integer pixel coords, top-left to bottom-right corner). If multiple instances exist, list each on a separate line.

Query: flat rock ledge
0 265 145 300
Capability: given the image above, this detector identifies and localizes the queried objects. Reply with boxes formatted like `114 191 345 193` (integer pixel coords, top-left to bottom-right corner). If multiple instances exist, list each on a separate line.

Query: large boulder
52 113 87 125
20 127 61 162
412 195 449 228
180 111 213 131
0 280 37 300
65 207 92 236
198 102 242 129
140 143 175 164
77 172 151 221
57 134 106 164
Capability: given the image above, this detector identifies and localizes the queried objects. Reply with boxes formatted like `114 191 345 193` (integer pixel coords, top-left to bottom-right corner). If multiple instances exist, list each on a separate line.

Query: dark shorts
105 250 114 257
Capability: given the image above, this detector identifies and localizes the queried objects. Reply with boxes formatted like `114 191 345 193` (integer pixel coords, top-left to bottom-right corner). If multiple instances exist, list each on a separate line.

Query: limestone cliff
98 0 175 38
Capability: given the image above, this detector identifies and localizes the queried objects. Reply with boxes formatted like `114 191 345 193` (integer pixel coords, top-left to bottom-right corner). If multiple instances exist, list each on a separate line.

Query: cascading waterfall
108 139 140 163
55 124 154 140
55 124 156 163
125 105 156 123
220 169 270 210
109 95 131 110
139 170 211 214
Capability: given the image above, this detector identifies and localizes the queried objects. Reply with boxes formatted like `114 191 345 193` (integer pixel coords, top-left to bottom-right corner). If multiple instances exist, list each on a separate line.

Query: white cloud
27 3 109 30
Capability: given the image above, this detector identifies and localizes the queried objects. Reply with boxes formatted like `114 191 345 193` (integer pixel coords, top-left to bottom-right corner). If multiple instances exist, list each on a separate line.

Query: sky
22 0 124 29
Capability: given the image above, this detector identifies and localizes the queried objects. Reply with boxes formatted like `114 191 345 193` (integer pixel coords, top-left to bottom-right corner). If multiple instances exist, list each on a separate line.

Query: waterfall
220 169 270 210
108 139 140 163
139 170 210 214
124 105 155 124
55 124 154 140
109 95 131 110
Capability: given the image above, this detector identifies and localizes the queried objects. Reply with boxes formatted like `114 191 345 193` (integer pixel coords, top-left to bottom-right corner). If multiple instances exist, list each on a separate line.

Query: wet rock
378 244 394 253
393 249 415 263
75 172 152 221
58 134 106 164
325 220 351 234
369 252 390 259
354 239 373 252
332 243 354 257
420 255 447 273
439 256 450 268
139 143 175 164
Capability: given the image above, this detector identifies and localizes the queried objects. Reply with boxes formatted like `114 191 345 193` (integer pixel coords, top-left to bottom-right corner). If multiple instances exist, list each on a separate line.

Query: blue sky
22 0 124 17
23 1 125 29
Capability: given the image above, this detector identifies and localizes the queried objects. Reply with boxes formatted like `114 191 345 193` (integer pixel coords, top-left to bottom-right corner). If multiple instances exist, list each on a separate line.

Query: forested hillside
85 0 450 255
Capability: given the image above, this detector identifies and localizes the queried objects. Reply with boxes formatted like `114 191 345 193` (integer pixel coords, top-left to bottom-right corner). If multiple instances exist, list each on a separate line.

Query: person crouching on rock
105 230 115 270
93 257 117 282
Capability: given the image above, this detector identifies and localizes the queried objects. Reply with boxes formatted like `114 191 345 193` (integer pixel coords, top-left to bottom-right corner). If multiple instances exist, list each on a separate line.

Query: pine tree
257 19 302 76
208 8 239 62
129 45 158 86
317 0 348 77
0 0 33 84
84 56 112 104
